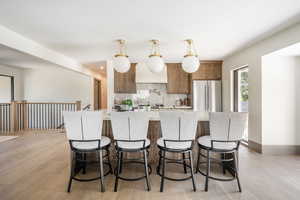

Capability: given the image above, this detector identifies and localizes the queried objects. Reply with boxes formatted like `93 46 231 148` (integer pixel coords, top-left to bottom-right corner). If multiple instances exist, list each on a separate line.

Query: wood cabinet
113 61 222 94
114 63 137 93
191 61 222 80
166 63 190 94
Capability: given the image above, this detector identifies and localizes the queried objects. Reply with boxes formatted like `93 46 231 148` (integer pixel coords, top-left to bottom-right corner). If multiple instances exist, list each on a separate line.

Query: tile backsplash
114 83 188 107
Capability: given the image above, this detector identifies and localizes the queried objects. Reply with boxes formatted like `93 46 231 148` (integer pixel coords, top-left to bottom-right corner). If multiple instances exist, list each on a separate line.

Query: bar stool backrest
63 111 103 141
129 112 149 140
64 111 84 140
228 112 248 141
160 111 181 140
209 112 230 141
209 112 247 141
110 112 149 141
82 111 104 140
160 111 198 140
110 112 130 140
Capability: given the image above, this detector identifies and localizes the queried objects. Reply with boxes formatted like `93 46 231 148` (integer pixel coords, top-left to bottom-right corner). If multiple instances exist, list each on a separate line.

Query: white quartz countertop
103 110 209 121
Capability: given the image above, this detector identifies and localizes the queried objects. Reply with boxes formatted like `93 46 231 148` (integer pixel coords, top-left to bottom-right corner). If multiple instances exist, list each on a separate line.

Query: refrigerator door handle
207 82 210 112
210 83 212 112
207 84 209 111
193 80 221 113
206 83 208 111
204 84 207 111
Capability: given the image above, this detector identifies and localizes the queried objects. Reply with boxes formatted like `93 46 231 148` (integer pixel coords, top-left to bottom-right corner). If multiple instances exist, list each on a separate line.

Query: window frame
233 66 248 112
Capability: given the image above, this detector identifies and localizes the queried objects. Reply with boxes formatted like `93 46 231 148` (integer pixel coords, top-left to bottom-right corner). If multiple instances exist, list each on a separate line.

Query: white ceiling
0 0 300 64
0 44 58 69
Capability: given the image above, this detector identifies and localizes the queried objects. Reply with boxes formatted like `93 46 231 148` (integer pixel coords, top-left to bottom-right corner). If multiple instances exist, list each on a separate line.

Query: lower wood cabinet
114 63 137 93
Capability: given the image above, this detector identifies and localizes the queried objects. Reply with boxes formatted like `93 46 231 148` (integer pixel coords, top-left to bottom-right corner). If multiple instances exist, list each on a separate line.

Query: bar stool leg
233 151 242 192
143 150 151 191
67 151 75 193
196 147 201 173
182 153 187 173
189 150 196 192
82 153 87 174
106 147 113 174
120 152 124 174
160 150 166 192
205 150 210 192
98 150 105 192
157 150 162 174
236 150 239 170
222 153 226 175
114 151 121 192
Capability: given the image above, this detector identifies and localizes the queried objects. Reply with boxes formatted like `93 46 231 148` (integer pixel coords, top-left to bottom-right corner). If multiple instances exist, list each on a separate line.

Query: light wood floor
0 132 300 200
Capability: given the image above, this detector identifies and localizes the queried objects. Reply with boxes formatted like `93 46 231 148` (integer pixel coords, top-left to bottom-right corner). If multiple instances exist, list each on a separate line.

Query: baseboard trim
247 140 300 155
248 140 262 153
262 145 300 155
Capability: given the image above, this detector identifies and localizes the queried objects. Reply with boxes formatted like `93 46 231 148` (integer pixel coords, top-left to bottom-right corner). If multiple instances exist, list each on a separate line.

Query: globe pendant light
182 39 200 73
113 39 130 73
147 40 165 73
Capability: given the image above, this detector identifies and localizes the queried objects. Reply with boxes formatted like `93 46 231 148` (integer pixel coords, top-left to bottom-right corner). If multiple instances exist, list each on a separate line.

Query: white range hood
135 62 168 83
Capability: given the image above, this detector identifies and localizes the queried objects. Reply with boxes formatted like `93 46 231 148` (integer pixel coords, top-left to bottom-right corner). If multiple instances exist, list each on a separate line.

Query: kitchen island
101 111 210 164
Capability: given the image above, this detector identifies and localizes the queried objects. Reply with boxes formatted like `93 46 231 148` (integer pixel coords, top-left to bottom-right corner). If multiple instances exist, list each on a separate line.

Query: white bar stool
157 111 198 192
196 112 247 192
63 111 112 193
111 112 151 192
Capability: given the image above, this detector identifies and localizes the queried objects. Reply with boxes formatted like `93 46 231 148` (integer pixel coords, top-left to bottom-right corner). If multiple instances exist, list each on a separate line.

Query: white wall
23 65 92 106
296 57 300 146
0 64 23 101
223 22 300 145
107 60 114 112
262 56 300 145
0 76 11 103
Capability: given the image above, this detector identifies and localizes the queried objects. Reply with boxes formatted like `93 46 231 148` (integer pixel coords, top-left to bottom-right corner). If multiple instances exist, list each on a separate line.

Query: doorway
233 67 248 141
94 79 101 110
0 74 14 103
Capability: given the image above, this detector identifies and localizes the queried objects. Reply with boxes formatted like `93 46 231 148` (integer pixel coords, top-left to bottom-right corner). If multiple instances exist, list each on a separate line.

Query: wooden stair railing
0 100 82 133
0 103 11 133
56 104 91 129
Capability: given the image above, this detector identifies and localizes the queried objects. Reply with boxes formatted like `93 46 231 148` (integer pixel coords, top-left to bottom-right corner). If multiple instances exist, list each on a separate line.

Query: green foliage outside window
240 71 248 102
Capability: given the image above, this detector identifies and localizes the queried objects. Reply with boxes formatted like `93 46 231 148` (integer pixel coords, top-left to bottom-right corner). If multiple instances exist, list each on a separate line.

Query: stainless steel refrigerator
192 80 222 112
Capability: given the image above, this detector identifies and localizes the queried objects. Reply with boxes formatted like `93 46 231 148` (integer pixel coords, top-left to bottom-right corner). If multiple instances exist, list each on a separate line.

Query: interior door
233 67 249 141
94 79 101 110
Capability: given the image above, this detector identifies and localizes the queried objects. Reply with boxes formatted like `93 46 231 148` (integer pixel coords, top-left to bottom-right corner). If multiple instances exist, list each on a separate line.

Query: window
233 67 248 141
0 75 14 103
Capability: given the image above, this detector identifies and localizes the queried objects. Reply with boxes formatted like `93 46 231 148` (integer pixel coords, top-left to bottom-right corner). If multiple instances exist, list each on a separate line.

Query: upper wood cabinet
114 63 137 93
191 61 222 80
166 63 190 94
